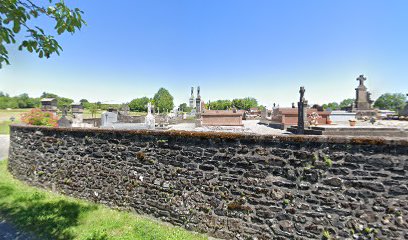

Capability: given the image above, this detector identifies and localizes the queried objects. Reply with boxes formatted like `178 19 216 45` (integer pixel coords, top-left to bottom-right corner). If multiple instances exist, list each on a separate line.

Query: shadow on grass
0 182 97 240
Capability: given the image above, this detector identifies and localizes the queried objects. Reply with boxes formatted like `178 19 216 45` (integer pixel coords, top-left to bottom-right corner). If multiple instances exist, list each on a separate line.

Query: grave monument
101 108 118 128
57 107 72 127
352 74 378 119
145 102 156 129
196 86 202 114
354 74 374 110
189 87 195 109
297 86 308 134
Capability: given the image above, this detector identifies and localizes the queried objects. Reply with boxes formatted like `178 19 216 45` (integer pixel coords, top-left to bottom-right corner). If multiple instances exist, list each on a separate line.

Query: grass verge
0 121 14 134
0 160 207 240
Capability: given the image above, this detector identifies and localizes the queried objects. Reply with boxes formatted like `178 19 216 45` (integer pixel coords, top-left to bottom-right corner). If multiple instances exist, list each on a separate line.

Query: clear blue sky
1 0 407 107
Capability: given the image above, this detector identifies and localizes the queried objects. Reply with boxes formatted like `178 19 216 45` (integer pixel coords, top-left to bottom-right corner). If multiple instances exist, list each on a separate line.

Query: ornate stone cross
357 74 366 86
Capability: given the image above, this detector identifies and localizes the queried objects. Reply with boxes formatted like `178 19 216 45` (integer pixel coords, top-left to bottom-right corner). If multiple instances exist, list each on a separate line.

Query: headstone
145 102 155 129
354 74 373 110
58 116 72 128
101 111 118 127
297 86 308 134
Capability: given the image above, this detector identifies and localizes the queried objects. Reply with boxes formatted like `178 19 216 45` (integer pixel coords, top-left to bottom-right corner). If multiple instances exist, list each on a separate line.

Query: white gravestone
145 102 155 130
101 111 118 127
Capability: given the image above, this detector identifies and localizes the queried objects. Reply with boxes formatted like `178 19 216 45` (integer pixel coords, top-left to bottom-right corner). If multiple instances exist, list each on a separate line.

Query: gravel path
169 120 289 135
0 135 9 160
0 218 34 240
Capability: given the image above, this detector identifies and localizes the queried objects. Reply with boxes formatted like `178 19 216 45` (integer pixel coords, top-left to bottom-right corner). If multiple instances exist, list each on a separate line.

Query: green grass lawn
0 109 27 134
0 160 207 240
0 121 11 134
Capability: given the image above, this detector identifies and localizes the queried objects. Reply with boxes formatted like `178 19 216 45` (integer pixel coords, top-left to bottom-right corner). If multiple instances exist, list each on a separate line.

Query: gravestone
58 116 72 127
145 102 155 129
101 110 118 127
58 108 72 127
354 75 373 110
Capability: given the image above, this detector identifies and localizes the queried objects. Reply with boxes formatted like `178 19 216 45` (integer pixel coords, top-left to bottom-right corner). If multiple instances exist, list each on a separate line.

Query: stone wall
8 125 408 240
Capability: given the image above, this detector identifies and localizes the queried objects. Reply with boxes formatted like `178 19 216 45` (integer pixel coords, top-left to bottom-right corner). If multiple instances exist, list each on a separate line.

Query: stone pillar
196 86 201 115
189 87 195 109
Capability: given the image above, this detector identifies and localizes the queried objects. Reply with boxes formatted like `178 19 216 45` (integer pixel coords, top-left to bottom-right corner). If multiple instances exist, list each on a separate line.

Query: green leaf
13 21 21 33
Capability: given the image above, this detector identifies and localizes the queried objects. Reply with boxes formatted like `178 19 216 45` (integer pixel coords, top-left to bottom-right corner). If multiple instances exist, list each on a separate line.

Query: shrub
21 109 58 127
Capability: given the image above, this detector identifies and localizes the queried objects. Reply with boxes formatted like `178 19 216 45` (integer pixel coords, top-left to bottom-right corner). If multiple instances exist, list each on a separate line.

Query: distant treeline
204 97 264 111
0 92 40 109
322 93 406 112
0 92 121 110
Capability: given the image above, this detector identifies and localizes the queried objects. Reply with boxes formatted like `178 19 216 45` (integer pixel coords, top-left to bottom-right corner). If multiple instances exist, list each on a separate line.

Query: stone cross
299 86 305 102
297 86 307 134
357 74 366 86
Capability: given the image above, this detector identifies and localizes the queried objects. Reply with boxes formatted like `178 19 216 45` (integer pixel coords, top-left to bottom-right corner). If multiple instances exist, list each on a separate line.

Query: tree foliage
207 98 259 110
374 93 406 111
178 103 192 112
0 0 86 67
0 91 40 109
322 98 355 111
322 102 340 111
232 97 258 110
79 99 88 105
207 100 232 110
129 97 150 112
153 88 174 112
339 98 354 109
86 103 98 118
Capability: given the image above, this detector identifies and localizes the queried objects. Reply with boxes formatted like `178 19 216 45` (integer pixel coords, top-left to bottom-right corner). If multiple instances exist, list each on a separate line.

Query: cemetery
2 2 408 239
39 76 407 139
2 75 406 239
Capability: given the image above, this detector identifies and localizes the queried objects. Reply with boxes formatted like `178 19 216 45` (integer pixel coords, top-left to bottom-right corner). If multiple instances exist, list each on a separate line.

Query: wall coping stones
10 124 408 147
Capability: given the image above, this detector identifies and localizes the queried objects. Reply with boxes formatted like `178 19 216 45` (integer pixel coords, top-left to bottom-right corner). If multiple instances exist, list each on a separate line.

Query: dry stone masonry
8 125 408 240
